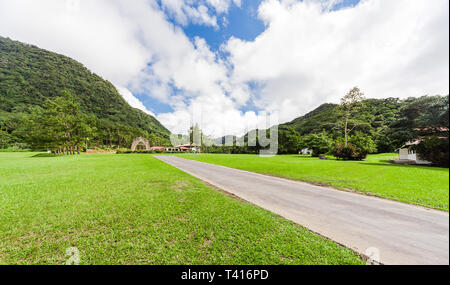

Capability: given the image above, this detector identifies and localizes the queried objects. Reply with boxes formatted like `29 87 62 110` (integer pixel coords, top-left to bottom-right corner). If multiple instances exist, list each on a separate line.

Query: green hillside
0 36 170 149
206 95 448 158
282 97 447 152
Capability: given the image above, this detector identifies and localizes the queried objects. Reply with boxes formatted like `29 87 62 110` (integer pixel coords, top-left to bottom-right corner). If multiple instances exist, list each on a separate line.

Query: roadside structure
396 140 431 165
395 126 449 165
131 137 151 152
146 144 201 153
300 148 313 155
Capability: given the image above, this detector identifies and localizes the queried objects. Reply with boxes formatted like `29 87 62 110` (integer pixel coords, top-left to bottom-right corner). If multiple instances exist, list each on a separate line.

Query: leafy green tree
278 126 301 154
0 37 170 150
298 132 332 156
0 130 12 149
390 95 449 143
338 87 366 147
390 95 449 166
349 131 377 154
415 136 449 167
17 91 93 154
333 132 376 160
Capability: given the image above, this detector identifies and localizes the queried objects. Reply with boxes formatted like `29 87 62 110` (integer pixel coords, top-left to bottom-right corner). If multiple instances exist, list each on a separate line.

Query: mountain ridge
0 36 170 148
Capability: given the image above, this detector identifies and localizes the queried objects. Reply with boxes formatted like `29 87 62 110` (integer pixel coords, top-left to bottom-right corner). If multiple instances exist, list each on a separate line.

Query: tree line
199 88 449 166
0 36 171 152
0 91 168 154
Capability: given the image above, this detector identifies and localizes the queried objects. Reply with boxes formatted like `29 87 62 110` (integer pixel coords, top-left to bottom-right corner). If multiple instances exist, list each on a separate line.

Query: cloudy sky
0 0 448 137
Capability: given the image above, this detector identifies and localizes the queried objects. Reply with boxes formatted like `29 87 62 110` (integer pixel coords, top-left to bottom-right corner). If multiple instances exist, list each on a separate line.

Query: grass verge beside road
177 153 449 211
0 152 364 265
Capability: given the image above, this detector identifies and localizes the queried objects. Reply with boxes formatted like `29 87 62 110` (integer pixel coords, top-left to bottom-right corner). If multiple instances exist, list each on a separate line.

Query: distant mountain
281 96 449 152
282 98 404 135
0 36 170 147
217 96 447 154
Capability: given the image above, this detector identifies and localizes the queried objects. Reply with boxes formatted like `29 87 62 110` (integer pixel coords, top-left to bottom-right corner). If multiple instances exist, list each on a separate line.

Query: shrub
116 148 131 154
416 137 449 167
0 142 31 152
333 143 364 160
333 132 377 160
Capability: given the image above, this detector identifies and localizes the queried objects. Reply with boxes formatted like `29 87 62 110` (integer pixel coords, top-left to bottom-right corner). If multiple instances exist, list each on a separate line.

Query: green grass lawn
0 152 363 265
177 153 449 211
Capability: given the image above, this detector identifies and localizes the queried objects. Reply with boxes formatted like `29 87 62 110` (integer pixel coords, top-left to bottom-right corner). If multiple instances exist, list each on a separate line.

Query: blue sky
183 0 266 52
144 0 362 115
134 0 268 114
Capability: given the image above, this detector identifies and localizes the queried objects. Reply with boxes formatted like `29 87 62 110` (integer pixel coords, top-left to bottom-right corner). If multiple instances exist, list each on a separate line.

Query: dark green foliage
285 103 340 135
390 95 449 167
298 132 332 156
283 96 448 154
0 37 170 149
15 91 95 154
333 132 376 160
333 144 361 160
277 125 301 154
416 137 449 167
390 95 449 142
0 129 12 149
203 95 448 156
348 131 377 154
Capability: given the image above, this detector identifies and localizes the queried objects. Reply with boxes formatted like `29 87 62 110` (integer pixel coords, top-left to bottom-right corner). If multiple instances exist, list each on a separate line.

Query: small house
396 140 431 165
300 148 313 155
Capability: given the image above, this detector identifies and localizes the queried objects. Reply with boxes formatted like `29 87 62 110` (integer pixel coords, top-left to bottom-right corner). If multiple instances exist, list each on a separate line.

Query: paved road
154 156 449 265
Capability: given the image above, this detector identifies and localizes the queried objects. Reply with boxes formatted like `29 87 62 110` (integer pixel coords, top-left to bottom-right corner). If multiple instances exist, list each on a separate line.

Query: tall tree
17 91 93 154
338 87 366 147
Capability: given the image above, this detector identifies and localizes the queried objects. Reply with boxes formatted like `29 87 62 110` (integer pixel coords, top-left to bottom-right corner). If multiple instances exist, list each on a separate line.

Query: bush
416 137 449 167
0 146 31 152
333 143 366 160
116 148 131 154
333 132 377 160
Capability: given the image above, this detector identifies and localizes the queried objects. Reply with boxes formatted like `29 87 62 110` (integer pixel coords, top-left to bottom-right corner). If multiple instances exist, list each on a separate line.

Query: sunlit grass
177 153 449 211
0 152 363 265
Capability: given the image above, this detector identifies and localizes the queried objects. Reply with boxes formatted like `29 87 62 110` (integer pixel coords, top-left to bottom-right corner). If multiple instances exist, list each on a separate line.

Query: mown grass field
177 153 449 211
0 152 364 265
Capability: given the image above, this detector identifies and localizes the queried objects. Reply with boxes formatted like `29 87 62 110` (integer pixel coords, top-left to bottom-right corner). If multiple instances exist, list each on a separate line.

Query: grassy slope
0 152 363 265
177 153 449 211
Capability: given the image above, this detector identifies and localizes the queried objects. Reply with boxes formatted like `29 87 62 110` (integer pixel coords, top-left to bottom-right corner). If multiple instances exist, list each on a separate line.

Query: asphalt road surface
155 155 449 265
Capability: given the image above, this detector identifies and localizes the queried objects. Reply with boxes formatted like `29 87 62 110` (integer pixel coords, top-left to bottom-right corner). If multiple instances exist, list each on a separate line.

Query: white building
397 140 431 165
300 148 313 155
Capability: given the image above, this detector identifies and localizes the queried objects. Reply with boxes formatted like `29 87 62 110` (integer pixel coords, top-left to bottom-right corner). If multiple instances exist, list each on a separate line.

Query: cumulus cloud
0 0 251 136
0 0 448 137
225 0 449 123
160 0 242 28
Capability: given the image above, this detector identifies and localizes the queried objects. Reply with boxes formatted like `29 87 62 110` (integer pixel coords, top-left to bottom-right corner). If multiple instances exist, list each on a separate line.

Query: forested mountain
0 36 170 150
206 95 448 161
282 96 448 153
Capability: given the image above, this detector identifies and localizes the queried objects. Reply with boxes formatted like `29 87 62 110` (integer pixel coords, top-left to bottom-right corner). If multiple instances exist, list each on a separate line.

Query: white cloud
0 0 151 113
225 0 449 123
160 0 218 27
160 0 241 28
0 0 250 136
116 87 155 117
0 0 448 138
